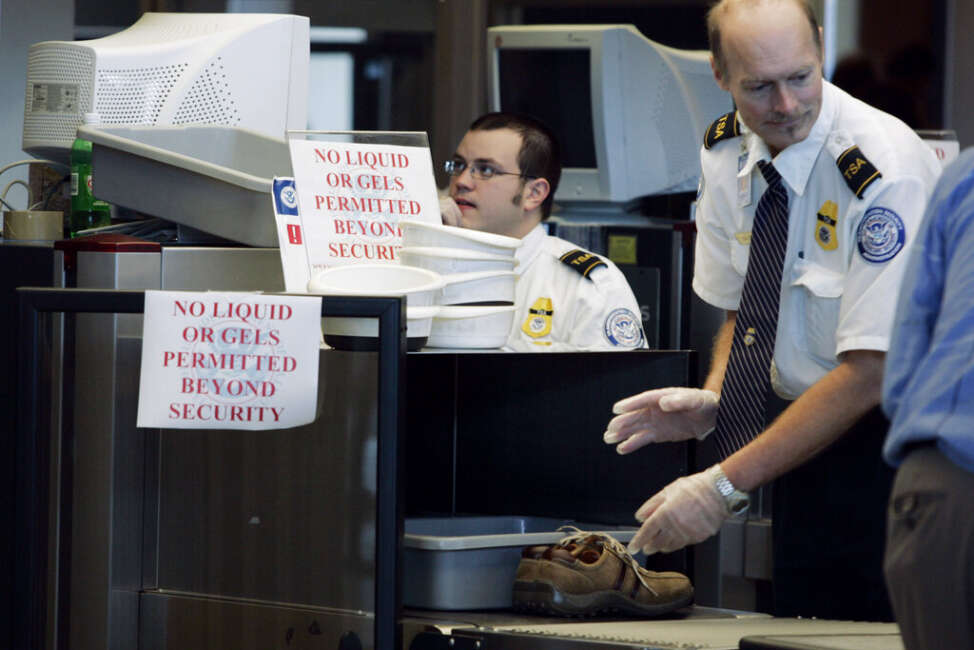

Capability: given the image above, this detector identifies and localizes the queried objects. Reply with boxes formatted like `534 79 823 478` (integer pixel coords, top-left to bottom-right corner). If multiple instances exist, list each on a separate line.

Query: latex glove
439 195 462 226
627 467 729 556
603 387 718 454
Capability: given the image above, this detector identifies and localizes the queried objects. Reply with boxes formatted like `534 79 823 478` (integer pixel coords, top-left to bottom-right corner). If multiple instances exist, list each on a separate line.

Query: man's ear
521 177 551 212
711 55 729 91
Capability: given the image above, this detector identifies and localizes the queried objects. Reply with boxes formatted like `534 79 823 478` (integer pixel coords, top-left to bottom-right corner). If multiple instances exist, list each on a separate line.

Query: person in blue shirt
882 147 974 650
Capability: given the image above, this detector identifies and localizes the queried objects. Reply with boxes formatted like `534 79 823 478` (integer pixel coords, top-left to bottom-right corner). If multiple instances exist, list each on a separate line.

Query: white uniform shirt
693 81 941 399
504 224 646 352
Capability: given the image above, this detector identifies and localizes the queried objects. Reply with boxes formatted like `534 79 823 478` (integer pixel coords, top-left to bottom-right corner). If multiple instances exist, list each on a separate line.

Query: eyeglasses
444 157 537 181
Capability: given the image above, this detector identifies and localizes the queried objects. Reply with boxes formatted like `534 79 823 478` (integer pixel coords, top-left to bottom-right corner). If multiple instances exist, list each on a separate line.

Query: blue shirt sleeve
882 149 974 471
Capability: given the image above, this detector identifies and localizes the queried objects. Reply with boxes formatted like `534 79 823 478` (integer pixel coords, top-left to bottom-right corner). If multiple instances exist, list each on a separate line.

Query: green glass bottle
69 114 111 237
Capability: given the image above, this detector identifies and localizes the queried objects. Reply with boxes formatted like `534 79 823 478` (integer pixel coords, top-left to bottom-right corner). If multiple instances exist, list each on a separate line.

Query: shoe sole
512 579 693 618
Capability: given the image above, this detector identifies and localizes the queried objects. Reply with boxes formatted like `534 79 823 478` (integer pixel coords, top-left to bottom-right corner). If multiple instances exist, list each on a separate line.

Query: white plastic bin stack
399 220 520 349
306 264 444 350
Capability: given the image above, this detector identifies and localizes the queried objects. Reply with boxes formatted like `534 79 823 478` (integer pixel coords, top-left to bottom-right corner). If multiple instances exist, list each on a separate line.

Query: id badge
737 173 752 208
737 148 751 208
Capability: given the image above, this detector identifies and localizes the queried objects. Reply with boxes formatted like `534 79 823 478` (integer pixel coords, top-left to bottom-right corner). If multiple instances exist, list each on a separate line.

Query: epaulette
559 249 607 279
836 145 882 199
703 111 740 150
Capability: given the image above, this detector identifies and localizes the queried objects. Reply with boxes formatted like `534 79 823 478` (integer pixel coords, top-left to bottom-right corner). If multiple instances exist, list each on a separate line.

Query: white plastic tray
403 516 637 610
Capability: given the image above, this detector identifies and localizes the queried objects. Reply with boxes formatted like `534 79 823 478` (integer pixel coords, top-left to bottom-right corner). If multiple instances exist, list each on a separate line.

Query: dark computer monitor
489 24 732 204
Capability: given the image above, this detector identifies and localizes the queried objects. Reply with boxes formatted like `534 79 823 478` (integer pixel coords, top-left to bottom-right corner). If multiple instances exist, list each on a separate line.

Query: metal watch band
709 464 750 515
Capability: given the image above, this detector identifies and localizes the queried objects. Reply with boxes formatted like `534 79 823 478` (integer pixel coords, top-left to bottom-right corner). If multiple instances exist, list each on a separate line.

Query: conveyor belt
409 617 902 650
491 619 900 648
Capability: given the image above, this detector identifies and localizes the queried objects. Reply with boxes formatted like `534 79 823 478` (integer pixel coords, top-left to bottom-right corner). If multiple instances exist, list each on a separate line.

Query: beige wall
432 0 488 188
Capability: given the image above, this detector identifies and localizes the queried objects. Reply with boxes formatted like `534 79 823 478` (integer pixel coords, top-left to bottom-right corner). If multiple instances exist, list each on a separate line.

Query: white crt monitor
488 25 732 203
22 12 309 163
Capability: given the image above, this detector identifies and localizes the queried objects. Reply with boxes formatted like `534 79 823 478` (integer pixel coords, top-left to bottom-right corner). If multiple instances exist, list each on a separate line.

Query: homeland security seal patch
857 207 905 263
603 308 644 348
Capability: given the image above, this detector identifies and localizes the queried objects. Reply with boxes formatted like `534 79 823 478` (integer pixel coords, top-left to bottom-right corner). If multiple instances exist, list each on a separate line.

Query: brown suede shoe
512 530 693 617
513 544 554 583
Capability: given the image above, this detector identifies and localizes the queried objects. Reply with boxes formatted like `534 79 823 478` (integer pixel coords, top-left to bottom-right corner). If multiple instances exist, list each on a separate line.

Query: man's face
713 1 824 156
448 128 535 238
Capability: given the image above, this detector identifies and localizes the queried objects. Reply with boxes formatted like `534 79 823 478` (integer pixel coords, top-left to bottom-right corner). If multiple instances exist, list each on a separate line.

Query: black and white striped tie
713 160 789 459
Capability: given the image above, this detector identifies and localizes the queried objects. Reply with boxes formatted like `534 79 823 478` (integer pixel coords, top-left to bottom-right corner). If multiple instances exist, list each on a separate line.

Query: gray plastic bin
403 516 637 610
78 124 291 247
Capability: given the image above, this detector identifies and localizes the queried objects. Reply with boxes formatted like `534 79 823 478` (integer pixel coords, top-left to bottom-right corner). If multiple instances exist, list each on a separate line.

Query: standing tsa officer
602 0 940 620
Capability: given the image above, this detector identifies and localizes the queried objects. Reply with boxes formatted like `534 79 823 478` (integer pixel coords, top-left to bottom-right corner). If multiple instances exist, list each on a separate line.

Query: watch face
728 493 750 515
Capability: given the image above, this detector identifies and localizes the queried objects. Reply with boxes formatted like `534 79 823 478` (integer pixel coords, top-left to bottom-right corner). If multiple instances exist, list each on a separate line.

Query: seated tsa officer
440 112 645 351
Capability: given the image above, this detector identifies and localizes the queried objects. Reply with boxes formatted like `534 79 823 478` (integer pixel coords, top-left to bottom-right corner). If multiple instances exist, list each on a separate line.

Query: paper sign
288 139 441 274
136 290 323 430
272 177 313 292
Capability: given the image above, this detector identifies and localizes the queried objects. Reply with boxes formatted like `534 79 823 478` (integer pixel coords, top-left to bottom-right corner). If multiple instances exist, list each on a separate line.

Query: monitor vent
95 63 189 124
23 45 95 147
172 57 241 126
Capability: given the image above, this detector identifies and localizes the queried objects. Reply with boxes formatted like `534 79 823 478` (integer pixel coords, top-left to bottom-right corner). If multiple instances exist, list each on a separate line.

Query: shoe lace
554 526 658 596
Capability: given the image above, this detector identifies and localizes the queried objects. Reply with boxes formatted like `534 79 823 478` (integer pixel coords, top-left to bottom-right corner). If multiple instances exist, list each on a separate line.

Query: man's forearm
702 312 736 394
721 349 886 491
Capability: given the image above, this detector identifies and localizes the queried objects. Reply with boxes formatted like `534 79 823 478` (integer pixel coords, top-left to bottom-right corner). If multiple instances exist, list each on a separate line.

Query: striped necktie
713 161 789 459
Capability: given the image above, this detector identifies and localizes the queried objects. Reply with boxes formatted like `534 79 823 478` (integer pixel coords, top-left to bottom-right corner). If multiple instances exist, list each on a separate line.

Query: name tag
737 148 751 208
738 173 752 208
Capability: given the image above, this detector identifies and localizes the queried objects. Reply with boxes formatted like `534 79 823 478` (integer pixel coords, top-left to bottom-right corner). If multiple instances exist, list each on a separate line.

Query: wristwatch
708 464 750 515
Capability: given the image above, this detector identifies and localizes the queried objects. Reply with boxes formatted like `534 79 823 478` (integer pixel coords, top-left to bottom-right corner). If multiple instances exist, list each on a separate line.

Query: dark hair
707 0 821 77
468 111 562 219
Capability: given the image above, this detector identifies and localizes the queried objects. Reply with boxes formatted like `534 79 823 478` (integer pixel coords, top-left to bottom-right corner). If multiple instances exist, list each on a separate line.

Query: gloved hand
626 467 730 556
603 387 718 454
439 195 462 227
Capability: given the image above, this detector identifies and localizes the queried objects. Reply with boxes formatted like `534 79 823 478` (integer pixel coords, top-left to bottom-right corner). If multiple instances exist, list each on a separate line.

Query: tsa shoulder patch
560 249 607 279
603 308 644 348
836 145 882 199
857 206 906 263
703 111 740 150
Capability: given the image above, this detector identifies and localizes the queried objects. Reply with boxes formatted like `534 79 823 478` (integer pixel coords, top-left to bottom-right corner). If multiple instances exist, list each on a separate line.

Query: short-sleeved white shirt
504 224 646 352
693 81 941 399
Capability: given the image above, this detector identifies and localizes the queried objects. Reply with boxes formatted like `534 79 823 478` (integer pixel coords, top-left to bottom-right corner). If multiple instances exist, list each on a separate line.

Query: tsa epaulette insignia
704 111 740 150
559 249 607 278
837 145 882 199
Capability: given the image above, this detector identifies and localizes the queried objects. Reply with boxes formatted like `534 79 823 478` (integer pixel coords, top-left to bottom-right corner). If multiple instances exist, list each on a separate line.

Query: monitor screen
497 48 596 169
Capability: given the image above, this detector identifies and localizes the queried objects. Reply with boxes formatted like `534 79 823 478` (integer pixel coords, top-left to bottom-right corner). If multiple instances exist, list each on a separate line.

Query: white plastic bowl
400 219 523 257
426 305 517 349
308 263 444 302
400 246 516 275
440 270 517 306
323 304 440 340
307 264 444 350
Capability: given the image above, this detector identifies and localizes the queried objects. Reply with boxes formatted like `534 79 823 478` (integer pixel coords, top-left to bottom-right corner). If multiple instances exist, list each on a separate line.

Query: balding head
707 0 825 155
708 0 821 78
